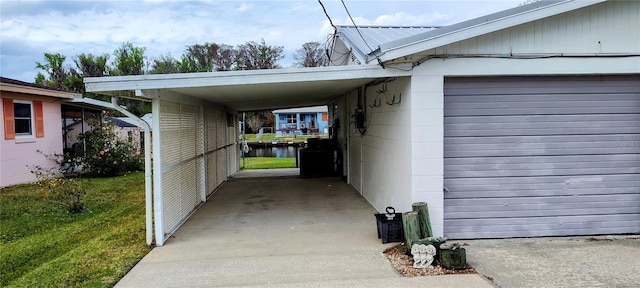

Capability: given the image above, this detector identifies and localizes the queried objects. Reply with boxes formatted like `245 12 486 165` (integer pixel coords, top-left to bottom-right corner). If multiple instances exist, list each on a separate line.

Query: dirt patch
383 245 476 277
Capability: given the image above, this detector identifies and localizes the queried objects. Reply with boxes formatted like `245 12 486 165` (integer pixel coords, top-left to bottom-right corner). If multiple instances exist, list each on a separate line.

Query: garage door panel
445 193 640 206
446 155 640 170
444 76 640 238
446 99 639 112
445 116 640 137
446 106 640 116
445 134 640 145
446 144 639 157
445 175 640 197
445 201 640 218
445 93 640 103
446 155 640 178
444 76 640 95
446 166 640 178
445 219 640 239
446 208 640 220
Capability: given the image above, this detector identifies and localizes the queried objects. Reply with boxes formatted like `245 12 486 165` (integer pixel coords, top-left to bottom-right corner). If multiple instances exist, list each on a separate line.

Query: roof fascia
85 65 411 95
375 0 606 63
335 28 369 64
0 82 77 99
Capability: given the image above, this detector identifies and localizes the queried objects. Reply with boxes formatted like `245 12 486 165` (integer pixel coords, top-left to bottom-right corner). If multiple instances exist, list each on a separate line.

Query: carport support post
112 96 154 246
152 98 164 246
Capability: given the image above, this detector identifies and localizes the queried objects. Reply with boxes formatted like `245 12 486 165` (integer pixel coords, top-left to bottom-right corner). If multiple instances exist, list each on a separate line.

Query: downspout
111 96 154 246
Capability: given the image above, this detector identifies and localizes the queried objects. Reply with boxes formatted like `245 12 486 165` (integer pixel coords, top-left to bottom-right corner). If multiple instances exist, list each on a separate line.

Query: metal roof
335 26 439 63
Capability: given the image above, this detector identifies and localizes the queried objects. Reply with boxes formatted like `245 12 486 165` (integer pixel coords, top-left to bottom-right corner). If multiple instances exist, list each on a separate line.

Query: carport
85 65 411 246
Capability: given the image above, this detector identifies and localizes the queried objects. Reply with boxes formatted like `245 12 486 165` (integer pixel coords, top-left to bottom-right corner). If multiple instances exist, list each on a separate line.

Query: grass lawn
0 172 151 287
242 157 297 169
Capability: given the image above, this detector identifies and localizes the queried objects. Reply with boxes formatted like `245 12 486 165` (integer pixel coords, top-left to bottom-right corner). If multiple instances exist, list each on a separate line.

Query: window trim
13 99 35 138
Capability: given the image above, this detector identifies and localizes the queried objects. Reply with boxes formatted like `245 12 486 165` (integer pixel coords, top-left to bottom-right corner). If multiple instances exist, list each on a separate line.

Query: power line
340 0 382 67
318 0 336 31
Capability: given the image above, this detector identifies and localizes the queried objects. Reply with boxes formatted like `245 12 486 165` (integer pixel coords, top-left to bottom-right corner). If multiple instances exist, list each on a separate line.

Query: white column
410 74 445 237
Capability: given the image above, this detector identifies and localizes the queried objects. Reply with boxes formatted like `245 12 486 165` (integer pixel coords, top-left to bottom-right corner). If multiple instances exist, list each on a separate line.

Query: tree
181 43 219 72
245 113 264 133
294 42 328 67
244 110 274 133
216 44 236 71
235 39 284 70
150 54 182 74
74 53 109 77
110 42 146 76
109 42 147 116
35 52 80 92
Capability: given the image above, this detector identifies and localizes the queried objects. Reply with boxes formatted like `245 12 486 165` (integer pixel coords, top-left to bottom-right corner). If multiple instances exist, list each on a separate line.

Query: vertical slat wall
159 100 238 243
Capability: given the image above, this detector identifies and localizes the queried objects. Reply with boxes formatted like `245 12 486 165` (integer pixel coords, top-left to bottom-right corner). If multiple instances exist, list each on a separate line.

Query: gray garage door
443 76 640 239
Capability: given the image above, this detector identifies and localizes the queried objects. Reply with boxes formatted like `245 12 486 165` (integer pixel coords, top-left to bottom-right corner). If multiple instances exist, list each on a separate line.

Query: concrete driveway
115 170 639 287
115 171 491 287
465 236 640 287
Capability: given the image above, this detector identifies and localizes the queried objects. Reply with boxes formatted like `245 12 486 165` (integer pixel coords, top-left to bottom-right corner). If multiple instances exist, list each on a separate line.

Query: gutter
111 96 154 246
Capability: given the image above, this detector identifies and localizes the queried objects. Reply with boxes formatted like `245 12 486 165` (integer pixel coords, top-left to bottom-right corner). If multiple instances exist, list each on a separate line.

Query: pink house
0 77 78 187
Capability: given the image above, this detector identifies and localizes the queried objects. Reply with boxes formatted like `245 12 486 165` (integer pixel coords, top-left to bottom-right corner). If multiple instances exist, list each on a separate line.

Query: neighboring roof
337 0 606 64
335 26 439 64
106 114 152 131
273 106 328 114
106 116 138 128
85 64 411 112
0 76 78 99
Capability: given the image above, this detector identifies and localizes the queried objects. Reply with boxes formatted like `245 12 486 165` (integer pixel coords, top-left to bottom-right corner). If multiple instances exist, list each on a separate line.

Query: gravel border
383 245 476 277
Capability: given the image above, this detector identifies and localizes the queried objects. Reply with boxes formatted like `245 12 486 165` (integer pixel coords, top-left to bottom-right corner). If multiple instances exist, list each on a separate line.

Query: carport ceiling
85 65 411 112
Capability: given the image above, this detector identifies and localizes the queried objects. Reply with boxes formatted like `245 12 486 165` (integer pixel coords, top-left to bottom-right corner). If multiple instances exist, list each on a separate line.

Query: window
286 114 297 124
3 98 44 140
14 101 33 136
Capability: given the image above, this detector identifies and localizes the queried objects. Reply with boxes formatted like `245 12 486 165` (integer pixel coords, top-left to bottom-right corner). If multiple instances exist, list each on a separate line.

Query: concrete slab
115 176 493 288
465 236 640 287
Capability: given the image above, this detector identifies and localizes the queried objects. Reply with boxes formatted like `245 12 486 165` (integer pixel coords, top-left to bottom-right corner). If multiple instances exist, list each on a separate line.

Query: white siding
420 0 639 57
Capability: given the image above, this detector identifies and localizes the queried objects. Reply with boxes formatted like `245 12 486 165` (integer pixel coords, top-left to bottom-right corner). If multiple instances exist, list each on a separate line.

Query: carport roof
85 64 411 112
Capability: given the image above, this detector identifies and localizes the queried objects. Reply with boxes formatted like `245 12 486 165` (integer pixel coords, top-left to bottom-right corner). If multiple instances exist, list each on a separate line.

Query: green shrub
69 115 143 177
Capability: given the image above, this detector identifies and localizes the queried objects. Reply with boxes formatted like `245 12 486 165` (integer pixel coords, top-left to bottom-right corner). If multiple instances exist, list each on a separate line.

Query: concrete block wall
409 73 445 237
346 77 414 214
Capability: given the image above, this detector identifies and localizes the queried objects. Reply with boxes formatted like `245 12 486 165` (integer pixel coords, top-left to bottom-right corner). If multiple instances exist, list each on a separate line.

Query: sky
1 0 525 83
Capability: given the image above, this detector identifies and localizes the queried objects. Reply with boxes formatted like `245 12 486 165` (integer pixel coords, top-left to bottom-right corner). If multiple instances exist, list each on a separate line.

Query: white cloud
237 3 253 12
0 0 525 81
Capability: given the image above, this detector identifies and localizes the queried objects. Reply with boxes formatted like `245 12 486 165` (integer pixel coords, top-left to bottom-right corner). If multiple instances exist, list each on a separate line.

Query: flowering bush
68 115 143 177
29 151 86 213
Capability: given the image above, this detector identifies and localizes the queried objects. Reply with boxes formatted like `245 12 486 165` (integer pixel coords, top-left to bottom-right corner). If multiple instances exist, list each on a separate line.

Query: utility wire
341 0 383 67
318 0 337 63
318 0 336 31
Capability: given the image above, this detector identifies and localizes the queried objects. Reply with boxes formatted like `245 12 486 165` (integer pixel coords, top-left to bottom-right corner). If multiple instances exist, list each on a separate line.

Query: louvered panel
181 159 199 214
206 152 217 196
162 168 182 234
217 149 226 186
443 76 640 239
180 104 197 160
160 101 181 166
